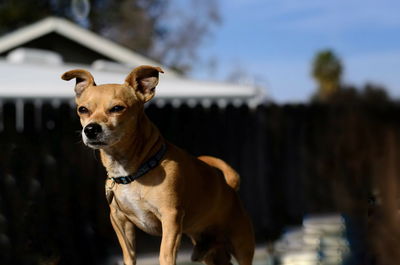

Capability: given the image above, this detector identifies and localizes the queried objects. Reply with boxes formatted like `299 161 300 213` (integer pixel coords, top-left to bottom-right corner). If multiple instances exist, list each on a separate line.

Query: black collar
109 143 167 184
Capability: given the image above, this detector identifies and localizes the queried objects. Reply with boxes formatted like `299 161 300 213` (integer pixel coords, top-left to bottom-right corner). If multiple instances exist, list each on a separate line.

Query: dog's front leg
159 209 184 265
110 208 136 265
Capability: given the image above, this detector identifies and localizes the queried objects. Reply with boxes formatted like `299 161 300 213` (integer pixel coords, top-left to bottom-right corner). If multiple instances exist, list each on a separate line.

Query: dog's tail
198 156 240 191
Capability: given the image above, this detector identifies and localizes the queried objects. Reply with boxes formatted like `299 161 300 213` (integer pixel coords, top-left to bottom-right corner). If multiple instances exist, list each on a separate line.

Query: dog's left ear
125 65 164 102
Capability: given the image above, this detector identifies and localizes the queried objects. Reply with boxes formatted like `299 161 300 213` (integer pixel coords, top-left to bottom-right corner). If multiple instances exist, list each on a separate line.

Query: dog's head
61 65 163 149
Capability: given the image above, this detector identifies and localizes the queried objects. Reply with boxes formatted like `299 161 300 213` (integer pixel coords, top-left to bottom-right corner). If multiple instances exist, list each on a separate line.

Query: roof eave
0 17 179 76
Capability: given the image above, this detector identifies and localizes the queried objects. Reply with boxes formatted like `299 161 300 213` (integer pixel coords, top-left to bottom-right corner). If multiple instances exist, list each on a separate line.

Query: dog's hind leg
203 247 232 265
190 235 214 262
190 235 232 265
228 214 255 265
191 241 209 262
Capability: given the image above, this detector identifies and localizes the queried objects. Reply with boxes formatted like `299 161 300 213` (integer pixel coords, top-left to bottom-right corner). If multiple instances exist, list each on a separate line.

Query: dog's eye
110 105 126 113
78 106 89 114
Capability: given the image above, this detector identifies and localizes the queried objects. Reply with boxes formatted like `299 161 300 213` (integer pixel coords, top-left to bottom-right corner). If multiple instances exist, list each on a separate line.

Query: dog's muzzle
84 123 102 139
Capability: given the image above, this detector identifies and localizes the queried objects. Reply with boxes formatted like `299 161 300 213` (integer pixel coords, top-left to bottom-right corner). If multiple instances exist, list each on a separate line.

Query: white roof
0 16 179 76
0 58 264 107
0 17 265 107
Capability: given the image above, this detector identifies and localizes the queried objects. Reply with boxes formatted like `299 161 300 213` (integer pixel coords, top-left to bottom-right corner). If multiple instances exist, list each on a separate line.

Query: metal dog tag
106 178 115 204
106 188 114 204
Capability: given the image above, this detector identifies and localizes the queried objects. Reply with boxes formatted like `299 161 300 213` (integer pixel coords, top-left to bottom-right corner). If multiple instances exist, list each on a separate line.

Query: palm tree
312 50 343 101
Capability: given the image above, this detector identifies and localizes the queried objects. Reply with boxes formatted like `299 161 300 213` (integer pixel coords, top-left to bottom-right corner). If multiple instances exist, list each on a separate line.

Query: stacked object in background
273 214 351 265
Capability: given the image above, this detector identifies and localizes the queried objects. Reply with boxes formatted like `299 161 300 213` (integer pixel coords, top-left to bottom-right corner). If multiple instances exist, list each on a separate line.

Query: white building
0 17 264 108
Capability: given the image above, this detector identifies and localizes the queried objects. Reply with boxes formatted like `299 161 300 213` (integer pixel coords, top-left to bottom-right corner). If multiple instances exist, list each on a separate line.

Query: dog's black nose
84 123 102 139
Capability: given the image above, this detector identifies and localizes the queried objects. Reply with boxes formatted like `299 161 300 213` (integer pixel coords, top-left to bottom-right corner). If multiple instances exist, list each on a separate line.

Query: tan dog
61 66 255 265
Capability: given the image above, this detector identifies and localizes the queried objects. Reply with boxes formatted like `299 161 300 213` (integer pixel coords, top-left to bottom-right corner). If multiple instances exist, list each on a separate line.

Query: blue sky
191 0 400 103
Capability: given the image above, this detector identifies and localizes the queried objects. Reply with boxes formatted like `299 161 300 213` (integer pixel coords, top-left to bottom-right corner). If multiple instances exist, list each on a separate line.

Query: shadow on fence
0 100 399 264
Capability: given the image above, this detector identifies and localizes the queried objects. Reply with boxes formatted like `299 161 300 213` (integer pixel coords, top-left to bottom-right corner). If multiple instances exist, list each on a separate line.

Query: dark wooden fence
0 99 399 264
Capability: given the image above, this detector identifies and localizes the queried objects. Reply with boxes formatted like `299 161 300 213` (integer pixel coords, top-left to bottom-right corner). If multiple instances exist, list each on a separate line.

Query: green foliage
311 82 392 107
311 49 343 101
310 49 393 106
0 1 51 33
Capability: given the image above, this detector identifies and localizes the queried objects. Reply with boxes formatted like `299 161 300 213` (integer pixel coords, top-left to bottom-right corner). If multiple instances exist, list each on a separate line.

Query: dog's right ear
61 69 96 97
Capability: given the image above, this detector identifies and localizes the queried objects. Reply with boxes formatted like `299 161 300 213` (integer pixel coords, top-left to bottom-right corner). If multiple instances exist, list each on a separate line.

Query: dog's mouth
87 141 107 147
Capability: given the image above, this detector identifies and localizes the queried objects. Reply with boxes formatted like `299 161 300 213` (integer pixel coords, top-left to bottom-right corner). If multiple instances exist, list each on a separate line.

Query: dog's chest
112 185 162 235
